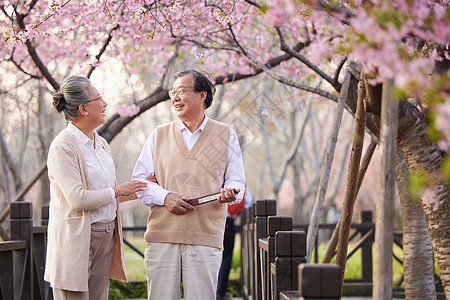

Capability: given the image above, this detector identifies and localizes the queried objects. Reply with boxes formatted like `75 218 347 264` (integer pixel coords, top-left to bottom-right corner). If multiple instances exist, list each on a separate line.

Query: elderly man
132 70 245 300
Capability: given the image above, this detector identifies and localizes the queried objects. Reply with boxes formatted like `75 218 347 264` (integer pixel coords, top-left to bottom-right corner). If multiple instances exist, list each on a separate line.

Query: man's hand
217 187 240 204
164 193 195 215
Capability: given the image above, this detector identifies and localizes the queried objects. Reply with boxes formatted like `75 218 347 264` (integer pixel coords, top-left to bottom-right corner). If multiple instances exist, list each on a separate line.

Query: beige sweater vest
145 119 230 249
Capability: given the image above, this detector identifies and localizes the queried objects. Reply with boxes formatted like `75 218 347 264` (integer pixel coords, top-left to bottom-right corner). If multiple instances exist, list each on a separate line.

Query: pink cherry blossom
117 104 140 118
436 101 450 154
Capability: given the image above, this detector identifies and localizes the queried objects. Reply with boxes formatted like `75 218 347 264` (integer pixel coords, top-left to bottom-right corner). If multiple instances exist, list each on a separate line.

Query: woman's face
84 85 107 128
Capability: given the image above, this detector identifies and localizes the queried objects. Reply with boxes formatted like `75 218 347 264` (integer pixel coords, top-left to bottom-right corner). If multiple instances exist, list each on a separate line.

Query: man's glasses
168 88 196 99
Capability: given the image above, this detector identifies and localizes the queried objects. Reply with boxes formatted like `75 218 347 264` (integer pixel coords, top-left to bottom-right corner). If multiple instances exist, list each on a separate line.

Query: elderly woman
44 75 147 300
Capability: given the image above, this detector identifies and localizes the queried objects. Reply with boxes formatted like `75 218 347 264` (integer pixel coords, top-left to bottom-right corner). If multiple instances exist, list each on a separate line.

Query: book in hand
183 189 238 206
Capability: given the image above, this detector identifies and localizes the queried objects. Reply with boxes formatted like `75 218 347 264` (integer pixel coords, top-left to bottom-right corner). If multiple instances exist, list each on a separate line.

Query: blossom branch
215 42 311 83
86 24 120 78
243 0 261 9
159 41 180 88
31 0 73 30
245 49 339 101
276 26 339 91
225 25 337 100
9 47 41 79
333 57 347 89
15 13 59 90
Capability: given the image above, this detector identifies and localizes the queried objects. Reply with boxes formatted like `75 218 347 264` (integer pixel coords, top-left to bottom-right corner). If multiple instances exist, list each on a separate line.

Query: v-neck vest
145 119 230 249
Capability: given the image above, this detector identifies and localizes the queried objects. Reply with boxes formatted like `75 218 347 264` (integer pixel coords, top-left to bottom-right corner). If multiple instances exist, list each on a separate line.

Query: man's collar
179 115 209 133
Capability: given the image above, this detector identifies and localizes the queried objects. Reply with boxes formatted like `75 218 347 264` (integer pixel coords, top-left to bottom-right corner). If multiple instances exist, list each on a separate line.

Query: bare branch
277 102 312 186
0 129 22 192
306 65 352 262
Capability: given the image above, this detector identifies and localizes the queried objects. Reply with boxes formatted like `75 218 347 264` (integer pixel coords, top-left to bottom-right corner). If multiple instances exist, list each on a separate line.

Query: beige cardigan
44 128 127 291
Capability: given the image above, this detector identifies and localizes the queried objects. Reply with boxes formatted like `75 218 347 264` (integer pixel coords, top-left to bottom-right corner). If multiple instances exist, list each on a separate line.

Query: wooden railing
0 202 52 300
236 199 428 300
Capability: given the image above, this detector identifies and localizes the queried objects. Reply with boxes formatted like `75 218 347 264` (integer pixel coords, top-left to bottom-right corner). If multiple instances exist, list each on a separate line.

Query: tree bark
396 100 450 297
373 78 397 300
396 154 436 300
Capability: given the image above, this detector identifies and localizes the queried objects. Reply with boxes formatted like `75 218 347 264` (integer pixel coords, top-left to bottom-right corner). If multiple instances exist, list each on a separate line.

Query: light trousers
53 221 115 300
144 242 222 300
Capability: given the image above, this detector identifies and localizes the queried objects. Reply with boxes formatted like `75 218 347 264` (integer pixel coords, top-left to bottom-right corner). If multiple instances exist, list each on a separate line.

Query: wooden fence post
272 231 306 300
41 205 49 226
249 203 256 299
254 200 277 300
10 201 34 300
240 207 252 299
266 216 292 300
361 210 373 283
297 264 341 299
33 204 52 300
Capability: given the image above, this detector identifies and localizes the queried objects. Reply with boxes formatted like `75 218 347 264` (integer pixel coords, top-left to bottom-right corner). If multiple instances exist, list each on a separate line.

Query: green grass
122 236 147 281
108 236 147 299
313 242 405 284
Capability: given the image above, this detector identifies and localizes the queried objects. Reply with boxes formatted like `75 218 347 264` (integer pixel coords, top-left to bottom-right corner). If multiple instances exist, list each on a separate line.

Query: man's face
171 73 205 123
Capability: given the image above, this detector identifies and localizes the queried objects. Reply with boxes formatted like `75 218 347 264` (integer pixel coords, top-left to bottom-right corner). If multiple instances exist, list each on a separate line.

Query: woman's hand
145 175 158 184
113 180 147 197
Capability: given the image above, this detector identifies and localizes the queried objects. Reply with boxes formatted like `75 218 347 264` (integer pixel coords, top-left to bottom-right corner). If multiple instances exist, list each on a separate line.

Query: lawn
123 236 147 281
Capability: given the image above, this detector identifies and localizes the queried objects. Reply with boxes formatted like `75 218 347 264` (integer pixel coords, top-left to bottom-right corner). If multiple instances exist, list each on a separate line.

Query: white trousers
144 242 222 300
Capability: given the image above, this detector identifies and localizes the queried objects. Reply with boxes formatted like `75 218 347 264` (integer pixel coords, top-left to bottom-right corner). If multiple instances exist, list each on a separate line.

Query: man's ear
201 91 207 102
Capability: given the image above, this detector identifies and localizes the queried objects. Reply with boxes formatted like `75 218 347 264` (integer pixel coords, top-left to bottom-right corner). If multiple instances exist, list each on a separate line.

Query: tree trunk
323 138 377 264
336 72 366 287
396 100 450 297
396 154 436 300
373 78 397 300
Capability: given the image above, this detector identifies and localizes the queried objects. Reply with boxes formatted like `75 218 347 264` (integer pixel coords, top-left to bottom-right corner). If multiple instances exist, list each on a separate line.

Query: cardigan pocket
65 216 83 224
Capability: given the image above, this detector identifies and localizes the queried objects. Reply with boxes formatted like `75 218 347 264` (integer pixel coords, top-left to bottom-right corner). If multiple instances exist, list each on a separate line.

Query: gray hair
52 75 91 121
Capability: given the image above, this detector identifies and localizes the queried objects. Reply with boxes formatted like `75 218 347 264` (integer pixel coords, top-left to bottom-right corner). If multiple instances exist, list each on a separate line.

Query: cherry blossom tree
1 0 449 297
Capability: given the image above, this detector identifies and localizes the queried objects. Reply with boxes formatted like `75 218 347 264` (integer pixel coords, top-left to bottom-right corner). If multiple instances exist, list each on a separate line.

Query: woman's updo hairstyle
52 75 91 121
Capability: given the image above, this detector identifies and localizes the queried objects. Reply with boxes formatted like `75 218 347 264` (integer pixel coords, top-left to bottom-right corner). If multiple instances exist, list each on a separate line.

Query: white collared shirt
67 123 116 223
132 116 246 206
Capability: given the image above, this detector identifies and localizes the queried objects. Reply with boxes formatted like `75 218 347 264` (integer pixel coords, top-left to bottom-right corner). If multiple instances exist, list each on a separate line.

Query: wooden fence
238 199 342 300
0 200 443 299
0 202 52 300
236 199 443 300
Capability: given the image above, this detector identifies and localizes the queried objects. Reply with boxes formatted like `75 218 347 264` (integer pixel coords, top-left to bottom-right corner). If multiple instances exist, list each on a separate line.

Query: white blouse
67 123 116 223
